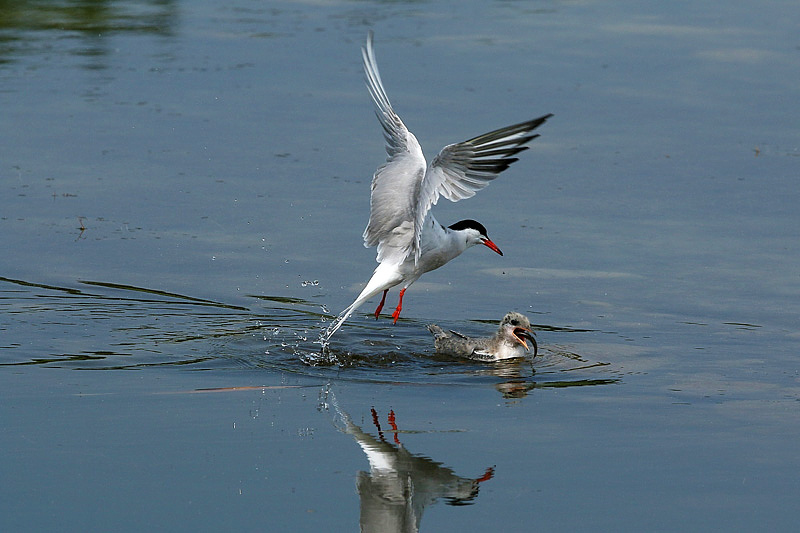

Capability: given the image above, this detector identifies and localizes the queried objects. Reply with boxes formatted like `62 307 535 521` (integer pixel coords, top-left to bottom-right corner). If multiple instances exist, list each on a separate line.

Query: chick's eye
510 319 519 326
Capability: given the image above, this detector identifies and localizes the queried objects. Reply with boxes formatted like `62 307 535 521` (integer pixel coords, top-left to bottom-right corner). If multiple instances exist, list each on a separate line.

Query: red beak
481 238 503 256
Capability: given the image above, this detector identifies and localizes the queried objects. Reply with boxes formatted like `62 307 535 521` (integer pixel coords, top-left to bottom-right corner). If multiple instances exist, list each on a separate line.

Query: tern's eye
510 319 519 326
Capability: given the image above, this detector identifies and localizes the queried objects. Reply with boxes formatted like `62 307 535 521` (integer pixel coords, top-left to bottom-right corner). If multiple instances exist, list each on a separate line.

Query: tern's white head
448 219 503 256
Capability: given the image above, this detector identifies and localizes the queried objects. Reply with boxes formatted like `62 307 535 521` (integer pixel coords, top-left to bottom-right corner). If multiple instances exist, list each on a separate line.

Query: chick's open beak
513 328 538 357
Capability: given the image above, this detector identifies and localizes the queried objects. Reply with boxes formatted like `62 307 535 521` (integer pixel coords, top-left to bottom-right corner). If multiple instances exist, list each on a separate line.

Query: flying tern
323 32 552 341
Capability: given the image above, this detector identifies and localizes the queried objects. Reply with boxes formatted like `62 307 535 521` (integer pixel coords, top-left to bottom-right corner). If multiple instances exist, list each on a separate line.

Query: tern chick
428 312 538 361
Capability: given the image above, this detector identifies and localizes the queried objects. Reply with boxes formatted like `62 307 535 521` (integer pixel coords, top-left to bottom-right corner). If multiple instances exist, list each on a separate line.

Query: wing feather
413 114 552 251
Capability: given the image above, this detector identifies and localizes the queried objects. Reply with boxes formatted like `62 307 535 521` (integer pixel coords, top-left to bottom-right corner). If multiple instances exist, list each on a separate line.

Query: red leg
373 289 388 319
388 409 400 445
391 288 406 324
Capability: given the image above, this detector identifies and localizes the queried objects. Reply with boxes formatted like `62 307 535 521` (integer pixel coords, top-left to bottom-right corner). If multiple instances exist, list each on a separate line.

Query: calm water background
2 0 798 531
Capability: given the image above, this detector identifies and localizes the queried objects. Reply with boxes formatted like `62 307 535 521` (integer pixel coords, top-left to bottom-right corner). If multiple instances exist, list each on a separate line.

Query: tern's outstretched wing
361 31 427 267
415 114 553 238
361 32 552 266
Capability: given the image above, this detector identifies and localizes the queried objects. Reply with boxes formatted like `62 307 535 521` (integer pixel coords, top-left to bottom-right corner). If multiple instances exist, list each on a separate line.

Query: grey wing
361 31 428 266
415 114 553 232
448 329 470 340
429 327 480 357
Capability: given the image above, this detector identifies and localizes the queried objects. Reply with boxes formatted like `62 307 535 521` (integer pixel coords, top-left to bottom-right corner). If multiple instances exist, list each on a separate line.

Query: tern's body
428 312 538 361
322 32 552 341
354 216 477 307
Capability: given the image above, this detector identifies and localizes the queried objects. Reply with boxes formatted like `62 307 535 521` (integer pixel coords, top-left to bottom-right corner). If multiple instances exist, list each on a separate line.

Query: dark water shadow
0 0 178 67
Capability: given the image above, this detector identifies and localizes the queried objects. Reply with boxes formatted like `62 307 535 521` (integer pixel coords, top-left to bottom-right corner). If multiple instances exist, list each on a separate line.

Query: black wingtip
466 114 553 146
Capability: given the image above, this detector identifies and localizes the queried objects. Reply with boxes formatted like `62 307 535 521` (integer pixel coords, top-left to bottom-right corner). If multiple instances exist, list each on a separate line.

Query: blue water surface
1 1 799 531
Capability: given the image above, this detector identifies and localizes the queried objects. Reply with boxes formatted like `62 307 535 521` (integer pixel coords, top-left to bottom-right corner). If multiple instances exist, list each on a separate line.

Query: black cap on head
448 219 488 237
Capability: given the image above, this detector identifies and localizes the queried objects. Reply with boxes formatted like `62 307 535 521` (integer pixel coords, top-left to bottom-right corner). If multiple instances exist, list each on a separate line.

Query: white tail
321 263 403 343
321 301 360 342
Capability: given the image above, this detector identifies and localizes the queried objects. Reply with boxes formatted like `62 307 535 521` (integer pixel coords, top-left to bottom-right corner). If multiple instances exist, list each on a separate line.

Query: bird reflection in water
324 391 493 533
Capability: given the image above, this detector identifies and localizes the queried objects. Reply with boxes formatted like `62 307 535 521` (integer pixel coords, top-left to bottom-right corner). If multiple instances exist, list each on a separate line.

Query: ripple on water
241 300 621 396
1 276 621 395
